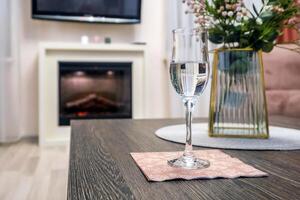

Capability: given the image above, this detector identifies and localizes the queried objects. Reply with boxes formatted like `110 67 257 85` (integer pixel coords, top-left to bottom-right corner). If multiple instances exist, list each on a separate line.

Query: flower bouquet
184 0 299 52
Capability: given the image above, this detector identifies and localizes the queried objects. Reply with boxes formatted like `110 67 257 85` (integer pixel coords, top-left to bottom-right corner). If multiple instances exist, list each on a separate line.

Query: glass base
168 155 210 170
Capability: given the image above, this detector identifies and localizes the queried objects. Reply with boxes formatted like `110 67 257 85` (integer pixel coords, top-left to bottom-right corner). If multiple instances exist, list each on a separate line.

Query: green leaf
268 1 277 6
208 29 224 44
239 38 250 48
260 11 274 21
264 31 279 42
253 40 264 51
209 34 224 44
262 42 274 52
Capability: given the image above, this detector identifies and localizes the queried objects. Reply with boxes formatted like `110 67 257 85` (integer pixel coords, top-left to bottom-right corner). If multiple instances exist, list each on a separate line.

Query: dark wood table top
68 117 300 200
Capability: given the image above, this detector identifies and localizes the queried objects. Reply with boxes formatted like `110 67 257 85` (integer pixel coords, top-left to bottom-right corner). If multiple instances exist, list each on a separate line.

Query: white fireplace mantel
38 42 146 146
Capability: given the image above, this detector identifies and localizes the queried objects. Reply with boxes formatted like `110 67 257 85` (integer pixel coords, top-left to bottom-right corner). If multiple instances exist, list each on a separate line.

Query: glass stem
184 99 194 158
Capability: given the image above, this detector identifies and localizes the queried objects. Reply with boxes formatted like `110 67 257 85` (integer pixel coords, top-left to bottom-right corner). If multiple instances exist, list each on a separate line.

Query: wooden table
68 117 300 200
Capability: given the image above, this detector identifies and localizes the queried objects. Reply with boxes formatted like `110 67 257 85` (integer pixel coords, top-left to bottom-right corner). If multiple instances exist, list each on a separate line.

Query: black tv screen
32 0 142 24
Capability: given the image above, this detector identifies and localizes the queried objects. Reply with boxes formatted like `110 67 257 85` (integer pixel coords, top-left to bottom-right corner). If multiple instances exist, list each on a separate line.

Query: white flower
236 15 242 22
236 6 242 12
222 11 228 17
256 18 263 25
241 8 247 14
234 22 241 26
228 11 234 17
243 16 249 21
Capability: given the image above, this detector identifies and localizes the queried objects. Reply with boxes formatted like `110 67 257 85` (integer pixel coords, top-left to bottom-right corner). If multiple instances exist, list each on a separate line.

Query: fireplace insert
59 62 132 126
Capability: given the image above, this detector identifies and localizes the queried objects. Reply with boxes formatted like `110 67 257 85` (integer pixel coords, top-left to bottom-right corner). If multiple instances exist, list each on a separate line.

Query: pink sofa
263 45 300 118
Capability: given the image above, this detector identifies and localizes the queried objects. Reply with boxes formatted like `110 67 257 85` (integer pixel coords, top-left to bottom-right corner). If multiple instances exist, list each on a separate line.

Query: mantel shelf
39 42 146 52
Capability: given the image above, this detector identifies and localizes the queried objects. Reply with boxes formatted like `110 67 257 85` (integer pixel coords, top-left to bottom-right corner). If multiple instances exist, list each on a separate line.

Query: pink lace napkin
130 150 267 182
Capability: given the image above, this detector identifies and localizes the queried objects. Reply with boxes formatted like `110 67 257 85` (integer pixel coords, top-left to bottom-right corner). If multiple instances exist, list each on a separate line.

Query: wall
19 0 169 137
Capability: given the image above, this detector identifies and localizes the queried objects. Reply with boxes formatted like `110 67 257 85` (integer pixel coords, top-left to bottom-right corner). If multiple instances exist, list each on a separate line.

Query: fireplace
39 43 145 145
59 62 132 126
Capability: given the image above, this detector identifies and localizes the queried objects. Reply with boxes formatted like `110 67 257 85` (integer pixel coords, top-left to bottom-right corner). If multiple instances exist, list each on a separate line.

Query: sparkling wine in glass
168 28 210 169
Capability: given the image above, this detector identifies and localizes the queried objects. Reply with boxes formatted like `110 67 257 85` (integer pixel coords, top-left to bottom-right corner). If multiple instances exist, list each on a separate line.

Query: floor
0 138 69 200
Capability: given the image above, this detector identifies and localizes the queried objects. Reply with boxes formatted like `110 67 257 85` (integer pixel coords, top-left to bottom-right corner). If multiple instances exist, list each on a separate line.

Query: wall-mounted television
32 0 142 24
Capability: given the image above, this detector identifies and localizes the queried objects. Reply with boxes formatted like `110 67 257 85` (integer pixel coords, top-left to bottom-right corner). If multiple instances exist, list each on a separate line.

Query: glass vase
209 49 269 138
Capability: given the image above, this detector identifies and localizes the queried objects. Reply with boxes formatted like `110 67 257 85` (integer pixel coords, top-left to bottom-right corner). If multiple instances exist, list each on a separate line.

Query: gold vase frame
209 48 269 139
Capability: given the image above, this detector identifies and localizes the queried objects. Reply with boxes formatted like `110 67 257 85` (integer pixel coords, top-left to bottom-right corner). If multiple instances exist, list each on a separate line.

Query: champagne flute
168 28 210 169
